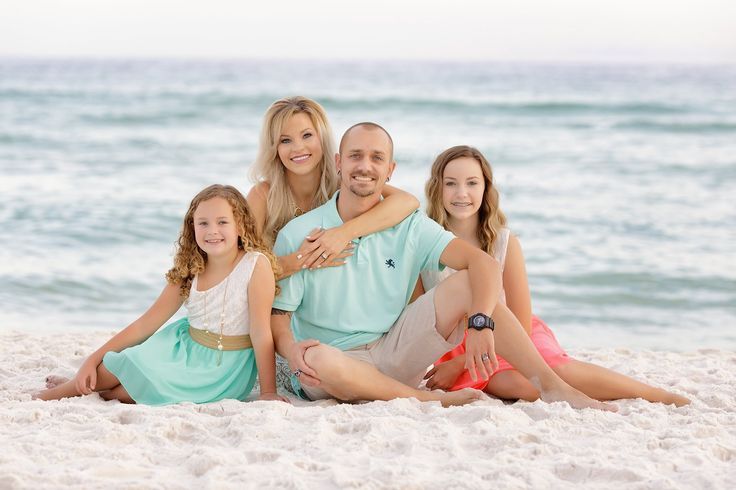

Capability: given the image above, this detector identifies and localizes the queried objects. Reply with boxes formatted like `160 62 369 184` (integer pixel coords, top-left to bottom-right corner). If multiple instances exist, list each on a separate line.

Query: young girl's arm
75 283 184 393
299 184 420 269
248 254 287 402
503 234 533 335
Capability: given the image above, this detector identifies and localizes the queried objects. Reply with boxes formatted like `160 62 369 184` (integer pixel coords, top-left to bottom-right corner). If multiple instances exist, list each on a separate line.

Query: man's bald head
338 122 394 160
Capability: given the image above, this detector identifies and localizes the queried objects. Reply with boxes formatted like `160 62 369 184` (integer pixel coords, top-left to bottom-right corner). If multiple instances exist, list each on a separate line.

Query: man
271 122 613 410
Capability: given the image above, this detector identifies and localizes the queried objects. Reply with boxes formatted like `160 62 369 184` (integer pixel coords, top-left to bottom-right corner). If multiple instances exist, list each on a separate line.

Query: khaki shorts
299 287 465 401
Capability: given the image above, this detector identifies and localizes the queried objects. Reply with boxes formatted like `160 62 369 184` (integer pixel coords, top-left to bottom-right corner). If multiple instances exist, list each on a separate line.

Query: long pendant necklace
203 274 230 366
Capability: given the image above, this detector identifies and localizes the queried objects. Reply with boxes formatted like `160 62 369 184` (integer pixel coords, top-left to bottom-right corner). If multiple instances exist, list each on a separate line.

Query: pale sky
2 0 735 63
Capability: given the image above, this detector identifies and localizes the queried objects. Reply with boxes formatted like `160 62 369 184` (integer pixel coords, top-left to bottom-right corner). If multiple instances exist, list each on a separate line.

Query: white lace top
420 228 511 305
186 252 264 336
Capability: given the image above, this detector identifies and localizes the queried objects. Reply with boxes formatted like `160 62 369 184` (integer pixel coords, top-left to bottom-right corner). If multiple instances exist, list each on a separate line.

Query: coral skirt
435 315 571 391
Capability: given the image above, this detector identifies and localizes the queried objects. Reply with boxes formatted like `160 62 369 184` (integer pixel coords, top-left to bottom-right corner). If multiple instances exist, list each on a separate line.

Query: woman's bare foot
540 384 618 412
436 388 484 408
661 391 690 407
45 375 69 389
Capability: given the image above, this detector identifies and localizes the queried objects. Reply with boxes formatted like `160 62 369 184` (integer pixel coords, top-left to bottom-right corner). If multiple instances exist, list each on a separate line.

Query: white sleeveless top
420 228 511 306
186 252 265 336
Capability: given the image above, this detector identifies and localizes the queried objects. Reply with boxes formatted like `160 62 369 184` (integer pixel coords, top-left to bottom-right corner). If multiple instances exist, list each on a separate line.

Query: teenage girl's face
193 197 239 258
277 113 324 178
442 157 485 222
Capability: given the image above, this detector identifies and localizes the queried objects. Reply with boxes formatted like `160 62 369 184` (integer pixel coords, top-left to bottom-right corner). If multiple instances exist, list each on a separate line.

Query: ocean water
1 59 734 350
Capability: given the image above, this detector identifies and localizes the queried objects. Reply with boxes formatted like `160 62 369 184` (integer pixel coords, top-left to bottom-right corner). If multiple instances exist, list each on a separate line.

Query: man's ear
386 160 396 181
335 152 341 173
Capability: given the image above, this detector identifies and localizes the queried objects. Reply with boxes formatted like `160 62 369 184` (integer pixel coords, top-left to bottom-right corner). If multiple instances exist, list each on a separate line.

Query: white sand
1 329 734 490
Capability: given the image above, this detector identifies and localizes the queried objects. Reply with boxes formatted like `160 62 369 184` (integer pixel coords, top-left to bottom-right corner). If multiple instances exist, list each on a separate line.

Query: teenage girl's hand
74 357 99 395
258 392 291 403
303 226 355 269
424 356 466 390
465 328 499 382
287 339 321 387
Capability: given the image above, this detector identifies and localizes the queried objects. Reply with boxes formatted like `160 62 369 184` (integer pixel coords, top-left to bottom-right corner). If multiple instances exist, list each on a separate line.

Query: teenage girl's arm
503 234 533 335
74 283 184 394
248 255 288 402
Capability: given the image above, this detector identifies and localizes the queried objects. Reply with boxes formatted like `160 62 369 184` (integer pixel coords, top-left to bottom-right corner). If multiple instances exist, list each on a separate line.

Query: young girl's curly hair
425 145 507 256
165 184 282 298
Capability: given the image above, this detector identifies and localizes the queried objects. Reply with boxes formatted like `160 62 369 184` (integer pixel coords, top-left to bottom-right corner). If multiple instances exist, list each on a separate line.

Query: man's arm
439 238 503 381
271 308 321 387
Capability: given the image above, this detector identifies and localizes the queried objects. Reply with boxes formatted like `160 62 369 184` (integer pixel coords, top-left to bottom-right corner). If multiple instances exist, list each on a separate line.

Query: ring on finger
321 252 328 260
292 369 302 377
481 353 490 362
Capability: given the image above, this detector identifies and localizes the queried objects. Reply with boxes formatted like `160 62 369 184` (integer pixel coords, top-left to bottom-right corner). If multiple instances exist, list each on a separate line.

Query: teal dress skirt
103 317 257 406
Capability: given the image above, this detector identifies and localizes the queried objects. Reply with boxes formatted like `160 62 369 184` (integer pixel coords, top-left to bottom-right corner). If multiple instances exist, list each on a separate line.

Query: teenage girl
414 146 690 407
35 184 286 405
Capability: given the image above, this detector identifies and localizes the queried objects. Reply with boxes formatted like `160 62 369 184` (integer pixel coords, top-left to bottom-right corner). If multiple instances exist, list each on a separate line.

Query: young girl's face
277 112 324 178
193 197 239 258
442 157 485 221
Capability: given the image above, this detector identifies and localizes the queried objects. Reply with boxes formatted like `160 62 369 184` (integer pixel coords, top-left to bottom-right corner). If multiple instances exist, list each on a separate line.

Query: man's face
336 126 396 198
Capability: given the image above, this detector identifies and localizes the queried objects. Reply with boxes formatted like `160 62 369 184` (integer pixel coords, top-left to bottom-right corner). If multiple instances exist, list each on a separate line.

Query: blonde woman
247 96 419 277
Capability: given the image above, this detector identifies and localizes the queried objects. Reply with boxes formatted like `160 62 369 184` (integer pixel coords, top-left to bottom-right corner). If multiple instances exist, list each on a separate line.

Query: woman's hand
302 226 355 269
424 356 466 390
74 357 100 395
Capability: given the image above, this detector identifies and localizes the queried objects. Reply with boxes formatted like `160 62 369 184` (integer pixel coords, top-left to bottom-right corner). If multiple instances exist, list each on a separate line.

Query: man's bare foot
436 388 484 408
45 375 69 389
541 385 618 412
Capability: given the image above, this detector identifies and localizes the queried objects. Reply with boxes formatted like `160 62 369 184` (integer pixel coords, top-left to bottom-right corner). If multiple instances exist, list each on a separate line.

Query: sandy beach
0 329 733 489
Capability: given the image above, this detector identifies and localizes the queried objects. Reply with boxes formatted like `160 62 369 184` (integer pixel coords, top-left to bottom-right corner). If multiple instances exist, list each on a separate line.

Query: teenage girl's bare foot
540 384 618 412
436 388 484 407
660 391 690 407
45 375 69 389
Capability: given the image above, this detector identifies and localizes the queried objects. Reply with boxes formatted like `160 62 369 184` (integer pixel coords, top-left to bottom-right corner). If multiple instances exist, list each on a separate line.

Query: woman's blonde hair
166 184 282 298
425 146 507 256
250 96 339 244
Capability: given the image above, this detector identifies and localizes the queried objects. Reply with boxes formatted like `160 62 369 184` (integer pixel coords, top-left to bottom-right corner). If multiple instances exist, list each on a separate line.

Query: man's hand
464 328 498 382
287 339 321 387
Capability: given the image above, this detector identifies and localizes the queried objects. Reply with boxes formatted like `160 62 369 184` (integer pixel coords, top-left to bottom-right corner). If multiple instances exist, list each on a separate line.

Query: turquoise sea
1 59 734 349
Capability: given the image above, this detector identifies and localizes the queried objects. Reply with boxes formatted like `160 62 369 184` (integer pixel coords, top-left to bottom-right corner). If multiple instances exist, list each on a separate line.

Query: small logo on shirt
385 259 396 269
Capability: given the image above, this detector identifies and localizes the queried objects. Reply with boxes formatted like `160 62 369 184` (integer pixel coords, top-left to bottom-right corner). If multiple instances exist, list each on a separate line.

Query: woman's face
276 112 324 178
441 157 485 221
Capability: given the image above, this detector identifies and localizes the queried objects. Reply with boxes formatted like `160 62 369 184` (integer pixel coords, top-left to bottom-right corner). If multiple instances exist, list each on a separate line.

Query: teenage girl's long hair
165 184 282 298
425 145 507 255
249 96 339 244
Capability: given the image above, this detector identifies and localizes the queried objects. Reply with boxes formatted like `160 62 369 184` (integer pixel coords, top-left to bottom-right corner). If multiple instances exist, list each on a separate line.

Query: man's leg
301 344 482 407
433 270 616 411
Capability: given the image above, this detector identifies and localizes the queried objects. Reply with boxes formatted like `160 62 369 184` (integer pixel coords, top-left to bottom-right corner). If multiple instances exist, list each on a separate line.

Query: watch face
472 315 485 327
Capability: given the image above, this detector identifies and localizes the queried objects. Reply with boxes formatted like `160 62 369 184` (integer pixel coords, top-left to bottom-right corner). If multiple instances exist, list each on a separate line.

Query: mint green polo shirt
272 191 455 351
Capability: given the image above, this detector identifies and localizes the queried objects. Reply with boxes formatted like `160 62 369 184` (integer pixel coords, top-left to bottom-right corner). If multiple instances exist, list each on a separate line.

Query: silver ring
321 252 328 260
481 353 490 362
292 369 302 377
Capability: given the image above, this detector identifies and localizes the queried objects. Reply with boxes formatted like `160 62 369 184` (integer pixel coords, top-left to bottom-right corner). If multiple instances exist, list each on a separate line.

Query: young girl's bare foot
541 385 618 412
436 388 484 407
45 375 69 389
660 391 690 407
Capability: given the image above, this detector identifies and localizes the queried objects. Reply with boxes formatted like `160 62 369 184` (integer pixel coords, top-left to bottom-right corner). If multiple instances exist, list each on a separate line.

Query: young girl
247 96 419 277
35 184 287 405
414 146 690 407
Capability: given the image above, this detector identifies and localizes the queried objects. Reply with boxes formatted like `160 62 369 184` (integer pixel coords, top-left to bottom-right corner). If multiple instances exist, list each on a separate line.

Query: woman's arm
247 255 285 401
503 234 533 335
303 185 420 268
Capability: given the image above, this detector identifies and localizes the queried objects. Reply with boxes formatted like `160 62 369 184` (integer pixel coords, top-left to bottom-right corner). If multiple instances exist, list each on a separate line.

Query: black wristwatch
468 313 495 331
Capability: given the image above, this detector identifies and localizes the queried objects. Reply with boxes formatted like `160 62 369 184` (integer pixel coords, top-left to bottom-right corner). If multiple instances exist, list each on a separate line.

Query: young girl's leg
34 362 122 401
552 360 690 407
99 384 135 404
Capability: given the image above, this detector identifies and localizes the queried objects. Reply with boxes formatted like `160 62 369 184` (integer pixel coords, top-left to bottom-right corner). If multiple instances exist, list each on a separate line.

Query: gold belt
188 326 252 351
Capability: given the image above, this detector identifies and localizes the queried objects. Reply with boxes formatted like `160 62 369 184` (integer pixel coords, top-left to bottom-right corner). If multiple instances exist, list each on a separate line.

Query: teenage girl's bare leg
99 384 136 404
484 362 690 407
303 344 482 407
34 363 121 401
433 270 615 411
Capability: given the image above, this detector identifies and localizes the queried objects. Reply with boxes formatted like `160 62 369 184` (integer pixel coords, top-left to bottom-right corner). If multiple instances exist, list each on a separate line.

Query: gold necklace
202 274 230 365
